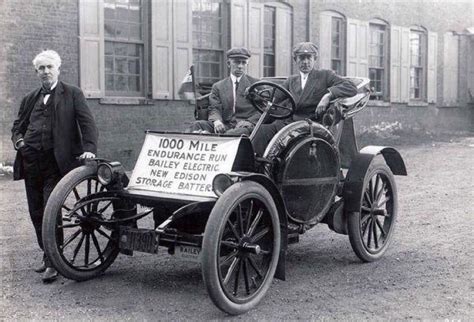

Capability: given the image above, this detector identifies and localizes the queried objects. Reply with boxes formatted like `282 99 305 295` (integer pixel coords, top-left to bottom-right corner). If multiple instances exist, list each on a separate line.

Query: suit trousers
21 146 61 264
251 120 289 156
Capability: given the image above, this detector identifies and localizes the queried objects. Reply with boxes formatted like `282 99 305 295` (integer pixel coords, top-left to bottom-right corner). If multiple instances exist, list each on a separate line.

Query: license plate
119 227 159 254
175 245 201 262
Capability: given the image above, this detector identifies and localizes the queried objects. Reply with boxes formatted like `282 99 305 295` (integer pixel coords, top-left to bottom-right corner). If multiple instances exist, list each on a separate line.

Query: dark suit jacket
208 74 261 126
11 81 98 180
279 69 358 121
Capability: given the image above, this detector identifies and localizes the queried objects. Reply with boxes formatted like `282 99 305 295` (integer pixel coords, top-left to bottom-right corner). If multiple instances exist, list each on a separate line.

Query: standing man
11 50 98 283
252 42 358 155
187 47 261 135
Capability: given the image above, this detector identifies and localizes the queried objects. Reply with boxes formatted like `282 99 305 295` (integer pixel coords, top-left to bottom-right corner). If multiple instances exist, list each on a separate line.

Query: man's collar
300 71 309 79
230 74 243 83
50 81 58 90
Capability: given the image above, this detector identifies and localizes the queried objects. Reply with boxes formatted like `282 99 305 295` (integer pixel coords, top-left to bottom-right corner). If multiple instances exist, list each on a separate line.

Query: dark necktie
233 80 239 112
40 87 53 95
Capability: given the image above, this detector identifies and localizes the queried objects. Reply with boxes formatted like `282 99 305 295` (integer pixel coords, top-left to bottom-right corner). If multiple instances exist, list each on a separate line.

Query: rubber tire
347 161 398 262
201 181 280 315
42 165 120 281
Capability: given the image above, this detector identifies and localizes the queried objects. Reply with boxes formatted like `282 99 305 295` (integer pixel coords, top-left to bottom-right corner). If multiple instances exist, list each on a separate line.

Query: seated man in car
252 42 358 156
187 47 261 135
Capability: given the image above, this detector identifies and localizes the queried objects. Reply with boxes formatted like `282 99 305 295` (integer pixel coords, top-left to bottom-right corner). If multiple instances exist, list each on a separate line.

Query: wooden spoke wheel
42 165 121 281
348 161 398 262
202 181 280 315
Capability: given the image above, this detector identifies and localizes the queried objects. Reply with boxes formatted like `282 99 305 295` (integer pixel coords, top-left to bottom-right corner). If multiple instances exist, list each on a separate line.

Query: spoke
233 258 243 295
238 204 244 235
271 87 277 101
368 178 374 202
220 251 237 267
226 219 240 240
62 205 72 211
378 194 390 208
247 209 263 235
364 191 372 207
373 175 380 202
221 240 239 249
84 234 90 267
91 232 104 263
361 217 371 237
99 185 106 192
98 201 113 214
243 259 250 295
248 256 264 279
73 188 88 217
246 200 254 233
96 228 114 243
375 217 387 237
251 227 270 243
71 233 86 263
223 257 239 285
94 180 99 193
373 220 379 249
366 218 373 248
361 213 371 225
61 229 81 250
375 180 386 204
361 205 371 213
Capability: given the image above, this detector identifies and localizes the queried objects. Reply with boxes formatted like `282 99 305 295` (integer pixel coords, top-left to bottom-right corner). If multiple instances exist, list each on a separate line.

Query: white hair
32 50 62 68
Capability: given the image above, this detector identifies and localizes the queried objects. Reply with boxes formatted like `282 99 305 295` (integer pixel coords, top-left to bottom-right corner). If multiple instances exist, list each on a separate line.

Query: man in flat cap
187 47 260 135
252 41 357 155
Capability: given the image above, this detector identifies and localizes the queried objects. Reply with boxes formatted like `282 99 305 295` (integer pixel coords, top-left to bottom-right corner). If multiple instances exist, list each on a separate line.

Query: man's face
228 58 248 78
35 57 60 88
296 54 316 74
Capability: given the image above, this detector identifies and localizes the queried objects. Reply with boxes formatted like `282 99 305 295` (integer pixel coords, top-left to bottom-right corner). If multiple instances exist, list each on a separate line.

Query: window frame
369 19 389 101
263 5 276 77
409 26 427 101
103 0 148 98
331 16 345 75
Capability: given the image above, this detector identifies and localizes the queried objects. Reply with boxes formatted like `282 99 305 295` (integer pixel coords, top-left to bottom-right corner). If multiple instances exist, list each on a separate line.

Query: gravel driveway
1 136 473 320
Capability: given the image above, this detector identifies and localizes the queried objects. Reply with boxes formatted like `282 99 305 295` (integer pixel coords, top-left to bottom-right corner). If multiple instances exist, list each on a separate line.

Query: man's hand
235 120 254 129
79 152 96 159
315 93 332 119
213 120 226 133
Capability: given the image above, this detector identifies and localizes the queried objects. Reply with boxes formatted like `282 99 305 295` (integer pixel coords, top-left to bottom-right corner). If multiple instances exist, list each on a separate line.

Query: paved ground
1 136 473 320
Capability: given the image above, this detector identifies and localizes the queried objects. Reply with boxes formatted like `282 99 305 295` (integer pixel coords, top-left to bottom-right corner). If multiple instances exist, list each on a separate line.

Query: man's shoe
42 267 58 283
34 261 47 273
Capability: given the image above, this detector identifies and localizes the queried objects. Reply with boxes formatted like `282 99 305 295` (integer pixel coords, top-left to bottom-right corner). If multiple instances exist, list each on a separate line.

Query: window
192 0 228 86
104 0 145 97
263 6 276 77
410 27 427 100
369 21 388 100
331 17 345 75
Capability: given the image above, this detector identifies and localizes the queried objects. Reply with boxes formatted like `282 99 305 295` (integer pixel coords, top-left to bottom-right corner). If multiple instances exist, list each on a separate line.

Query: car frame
42 77 407 315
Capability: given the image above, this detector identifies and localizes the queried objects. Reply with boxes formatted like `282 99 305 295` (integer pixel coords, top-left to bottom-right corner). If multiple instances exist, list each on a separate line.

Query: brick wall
1 0 79 163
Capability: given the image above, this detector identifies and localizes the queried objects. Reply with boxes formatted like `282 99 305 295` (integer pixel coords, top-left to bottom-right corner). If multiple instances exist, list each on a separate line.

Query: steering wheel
246 81 296 119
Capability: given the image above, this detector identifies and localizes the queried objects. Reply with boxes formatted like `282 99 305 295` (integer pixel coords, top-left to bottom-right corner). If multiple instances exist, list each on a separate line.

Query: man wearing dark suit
252 42 358 155
11 50 98 283
187 47 261 135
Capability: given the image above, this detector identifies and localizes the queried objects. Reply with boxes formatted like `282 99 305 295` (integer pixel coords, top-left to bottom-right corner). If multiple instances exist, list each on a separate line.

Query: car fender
229 172 288 281
343 146 407 214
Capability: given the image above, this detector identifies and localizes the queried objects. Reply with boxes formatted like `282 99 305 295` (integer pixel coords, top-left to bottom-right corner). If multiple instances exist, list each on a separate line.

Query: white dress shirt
43 81 58 104
300 72 309 90
230 74 242 112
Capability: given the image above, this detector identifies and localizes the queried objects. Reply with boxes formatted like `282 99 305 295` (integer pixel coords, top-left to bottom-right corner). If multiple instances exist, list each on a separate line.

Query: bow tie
40 87 53 95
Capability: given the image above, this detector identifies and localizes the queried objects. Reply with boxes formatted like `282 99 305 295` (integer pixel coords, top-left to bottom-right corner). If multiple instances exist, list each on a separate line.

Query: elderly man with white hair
11 50 98 283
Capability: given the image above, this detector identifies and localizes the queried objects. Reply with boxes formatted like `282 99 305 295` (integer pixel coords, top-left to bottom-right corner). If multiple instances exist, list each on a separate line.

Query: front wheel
347 161 398 262
42 165 120 281
201 181 280 315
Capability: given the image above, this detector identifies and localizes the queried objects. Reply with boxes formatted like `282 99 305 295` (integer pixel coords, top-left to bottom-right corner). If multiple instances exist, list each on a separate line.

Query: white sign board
128 133 242 197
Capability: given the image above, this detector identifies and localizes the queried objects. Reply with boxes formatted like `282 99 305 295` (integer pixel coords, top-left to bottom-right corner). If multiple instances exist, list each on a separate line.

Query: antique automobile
42 77 407 315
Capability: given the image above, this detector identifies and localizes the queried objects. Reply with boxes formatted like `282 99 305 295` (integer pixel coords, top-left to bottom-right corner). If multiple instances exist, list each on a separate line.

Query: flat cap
227 47 251 59
292 42 319 57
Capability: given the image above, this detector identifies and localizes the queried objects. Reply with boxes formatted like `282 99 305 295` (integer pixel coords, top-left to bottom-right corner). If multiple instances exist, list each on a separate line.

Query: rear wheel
43 165 120 281
347 161 398 262
201 181 280 315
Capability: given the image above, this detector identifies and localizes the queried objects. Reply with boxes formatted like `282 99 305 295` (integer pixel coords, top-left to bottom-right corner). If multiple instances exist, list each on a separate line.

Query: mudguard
227 172 288 281
343 146 407 214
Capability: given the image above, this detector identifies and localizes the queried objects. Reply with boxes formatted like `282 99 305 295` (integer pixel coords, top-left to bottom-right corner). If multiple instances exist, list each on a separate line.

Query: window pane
192 0 226 85
104 0 144 96
263 6 276 76
369 23 388 99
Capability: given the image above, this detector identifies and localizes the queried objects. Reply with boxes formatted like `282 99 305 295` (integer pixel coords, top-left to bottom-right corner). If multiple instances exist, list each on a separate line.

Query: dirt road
1 137 473 320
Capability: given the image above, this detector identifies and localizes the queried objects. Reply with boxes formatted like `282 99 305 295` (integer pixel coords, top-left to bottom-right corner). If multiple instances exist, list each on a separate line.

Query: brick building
1 0 472 169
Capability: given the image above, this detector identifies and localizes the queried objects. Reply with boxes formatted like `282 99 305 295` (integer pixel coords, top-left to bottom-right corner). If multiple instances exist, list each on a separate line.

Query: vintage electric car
42 77 406 315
